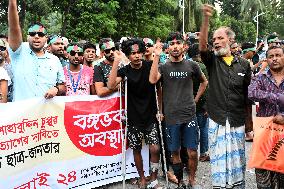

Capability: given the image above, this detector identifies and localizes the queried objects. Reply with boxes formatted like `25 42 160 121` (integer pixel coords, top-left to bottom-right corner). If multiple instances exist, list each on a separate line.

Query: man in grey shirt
149 32 207 189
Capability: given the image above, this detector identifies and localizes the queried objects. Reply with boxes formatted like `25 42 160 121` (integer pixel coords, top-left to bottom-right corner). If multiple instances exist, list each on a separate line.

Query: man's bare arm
107 51 122 90
95 82 118 97
8 0 22 51
194 74 208 103
199 4 214 52
149 40 163 84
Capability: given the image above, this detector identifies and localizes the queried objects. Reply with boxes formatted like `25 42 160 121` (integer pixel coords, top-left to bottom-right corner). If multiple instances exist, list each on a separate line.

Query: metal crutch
121 77 128 189
155 85 169 188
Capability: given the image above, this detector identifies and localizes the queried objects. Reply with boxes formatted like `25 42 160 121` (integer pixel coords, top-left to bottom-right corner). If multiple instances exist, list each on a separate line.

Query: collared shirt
8 42 65 101
59 57 69 67
248 70 284 117
201 50 251 127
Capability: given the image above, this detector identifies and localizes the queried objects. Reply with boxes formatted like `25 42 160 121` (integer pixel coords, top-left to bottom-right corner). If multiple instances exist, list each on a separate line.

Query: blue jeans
196 112 209 155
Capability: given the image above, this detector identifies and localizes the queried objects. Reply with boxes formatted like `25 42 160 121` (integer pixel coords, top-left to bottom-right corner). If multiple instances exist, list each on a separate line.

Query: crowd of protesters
1 1 284 189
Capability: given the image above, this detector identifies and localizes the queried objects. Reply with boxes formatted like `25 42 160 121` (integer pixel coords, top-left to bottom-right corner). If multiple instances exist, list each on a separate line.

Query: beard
105 55 114 62
214 44 230 57
269 62 284 73
170 50 182 58
30 43 44 53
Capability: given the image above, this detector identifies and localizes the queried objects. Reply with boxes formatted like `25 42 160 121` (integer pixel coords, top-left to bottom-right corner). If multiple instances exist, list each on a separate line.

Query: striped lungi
208 118 246 189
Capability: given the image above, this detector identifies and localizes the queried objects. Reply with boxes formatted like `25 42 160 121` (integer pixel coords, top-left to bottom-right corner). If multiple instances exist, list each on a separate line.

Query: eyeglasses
70 51 84 56
104 47 116 54
0 46 6 51
145 43 153 48
29 32 46 37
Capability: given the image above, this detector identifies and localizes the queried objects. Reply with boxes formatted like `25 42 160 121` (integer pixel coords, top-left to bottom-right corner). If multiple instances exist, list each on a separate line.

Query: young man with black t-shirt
149 32 208 189
93 38 119 97
107 38 161 189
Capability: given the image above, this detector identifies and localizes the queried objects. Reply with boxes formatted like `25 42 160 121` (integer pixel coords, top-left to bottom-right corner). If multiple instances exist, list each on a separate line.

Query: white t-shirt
0 67 11 86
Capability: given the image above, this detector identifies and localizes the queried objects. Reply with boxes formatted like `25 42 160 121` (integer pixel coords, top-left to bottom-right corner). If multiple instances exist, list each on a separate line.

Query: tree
240 0 270 20
211 14 256 43
219 0 242 19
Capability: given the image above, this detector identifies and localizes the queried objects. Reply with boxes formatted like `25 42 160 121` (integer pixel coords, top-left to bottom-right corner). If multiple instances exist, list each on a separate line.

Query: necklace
67 64 82 93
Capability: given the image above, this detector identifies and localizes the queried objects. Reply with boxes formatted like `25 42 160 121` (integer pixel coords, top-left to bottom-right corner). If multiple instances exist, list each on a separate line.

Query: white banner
0 94 149 189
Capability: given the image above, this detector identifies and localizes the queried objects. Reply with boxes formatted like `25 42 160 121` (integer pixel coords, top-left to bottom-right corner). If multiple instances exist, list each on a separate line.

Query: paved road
100 141 257 189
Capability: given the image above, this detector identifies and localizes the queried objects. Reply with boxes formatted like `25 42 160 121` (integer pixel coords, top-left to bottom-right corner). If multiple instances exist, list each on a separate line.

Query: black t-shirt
159 59 203 125
118 60 157 128
93 61 112 86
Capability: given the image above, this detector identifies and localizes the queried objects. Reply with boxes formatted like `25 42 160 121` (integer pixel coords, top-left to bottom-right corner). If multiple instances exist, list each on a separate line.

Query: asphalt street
100 141 256 189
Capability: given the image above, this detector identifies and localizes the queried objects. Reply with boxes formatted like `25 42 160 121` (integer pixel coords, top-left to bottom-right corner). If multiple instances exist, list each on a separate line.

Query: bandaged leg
150 162 159 173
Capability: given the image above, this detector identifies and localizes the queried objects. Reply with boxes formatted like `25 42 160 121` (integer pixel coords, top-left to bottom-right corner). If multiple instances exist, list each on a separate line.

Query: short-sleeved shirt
93 61 112 86
8 42 65 101
118 60 157 128
159 59 203 125
63 65 94 96
59 57 69 67
0 67 11 84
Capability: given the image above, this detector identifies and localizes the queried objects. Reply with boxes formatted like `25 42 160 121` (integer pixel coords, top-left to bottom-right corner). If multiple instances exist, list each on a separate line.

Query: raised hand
273 114 284 125
113 50 123 65
154 38 163 56
202 4 214 18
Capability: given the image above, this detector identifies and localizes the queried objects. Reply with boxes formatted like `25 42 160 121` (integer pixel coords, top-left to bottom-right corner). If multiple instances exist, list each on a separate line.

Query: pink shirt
63 65 94 96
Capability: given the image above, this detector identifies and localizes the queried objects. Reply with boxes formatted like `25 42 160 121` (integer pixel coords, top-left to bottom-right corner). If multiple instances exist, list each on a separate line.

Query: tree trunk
19 0 26 30
61 0 73 36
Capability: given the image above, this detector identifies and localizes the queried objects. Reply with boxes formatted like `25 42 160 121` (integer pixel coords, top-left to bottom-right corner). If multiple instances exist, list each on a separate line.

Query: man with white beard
199 4 251 189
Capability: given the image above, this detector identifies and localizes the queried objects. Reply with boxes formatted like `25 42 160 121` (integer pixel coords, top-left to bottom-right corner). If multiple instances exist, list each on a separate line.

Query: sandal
129 178 138 185
147 179 163 189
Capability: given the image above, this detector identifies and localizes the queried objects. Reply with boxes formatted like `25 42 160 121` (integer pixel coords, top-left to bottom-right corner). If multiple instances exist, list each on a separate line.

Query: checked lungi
208 118 246 189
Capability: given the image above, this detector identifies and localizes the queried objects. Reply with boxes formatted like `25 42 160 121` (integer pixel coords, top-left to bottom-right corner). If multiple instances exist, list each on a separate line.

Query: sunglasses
0 46 6 51
145 43 153 48
29 32 46 37
104 47 116 54
70 51 84 56
271 42 281 45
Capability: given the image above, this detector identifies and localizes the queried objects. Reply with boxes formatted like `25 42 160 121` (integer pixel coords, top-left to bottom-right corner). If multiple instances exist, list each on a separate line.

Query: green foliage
27 0 53 20
141 14 175 41
211 14 256 43
65 0 119 43
0 0 283 42
220 0 242 19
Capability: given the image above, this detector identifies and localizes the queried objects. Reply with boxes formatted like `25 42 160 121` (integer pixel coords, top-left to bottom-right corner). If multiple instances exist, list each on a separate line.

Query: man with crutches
108 38 162 189
149 32 208 189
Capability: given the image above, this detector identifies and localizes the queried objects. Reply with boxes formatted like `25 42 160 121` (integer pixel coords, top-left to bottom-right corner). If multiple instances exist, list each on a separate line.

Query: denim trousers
196 112 209 155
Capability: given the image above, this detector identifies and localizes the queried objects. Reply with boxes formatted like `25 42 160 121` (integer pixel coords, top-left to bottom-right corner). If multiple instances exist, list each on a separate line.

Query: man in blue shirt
8 0 65 101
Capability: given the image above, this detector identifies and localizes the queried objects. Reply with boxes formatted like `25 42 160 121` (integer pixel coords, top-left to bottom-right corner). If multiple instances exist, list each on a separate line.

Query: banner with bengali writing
0 93 149 189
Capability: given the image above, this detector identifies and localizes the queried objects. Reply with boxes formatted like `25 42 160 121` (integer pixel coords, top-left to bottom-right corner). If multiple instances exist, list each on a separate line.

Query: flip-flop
128 178 139 185
167 172 178 184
